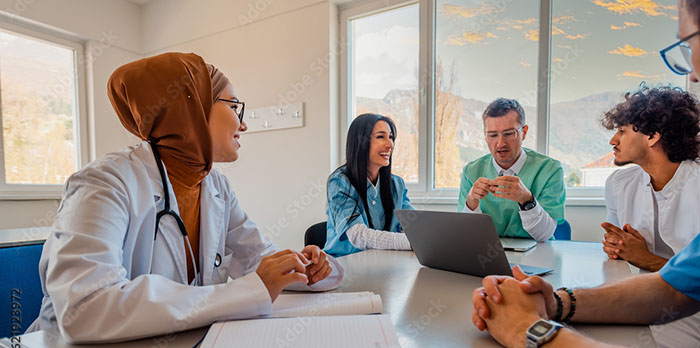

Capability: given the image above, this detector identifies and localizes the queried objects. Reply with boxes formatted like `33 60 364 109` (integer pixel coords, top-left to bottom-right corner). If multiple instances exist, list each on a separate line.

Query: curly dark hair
601 85 700 163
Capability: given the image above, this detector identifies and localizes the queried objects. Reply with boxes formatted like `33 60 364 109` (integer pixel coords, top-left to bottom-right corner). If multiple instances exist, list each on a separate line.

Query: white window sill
0 190 62 200
409 196 605 207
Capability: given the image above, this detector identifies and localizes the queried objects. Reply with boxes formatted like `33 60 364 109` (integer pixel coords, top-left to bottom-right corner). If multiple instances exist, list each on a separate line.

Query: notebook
200 315 400 348
267 291 383 318
200 292 399 348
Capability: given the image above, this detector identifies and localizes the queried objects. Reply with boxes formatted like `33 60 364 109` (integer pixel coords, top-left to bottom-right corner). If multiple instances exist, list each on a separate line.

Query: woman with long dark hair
323 113 414 257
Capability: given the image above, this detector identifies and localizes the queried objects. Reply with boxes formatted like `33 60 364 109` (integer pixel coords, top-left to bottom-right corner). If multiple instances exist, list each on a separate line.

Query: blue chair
554 220 572 240
0 242 44 338
304 222 327 249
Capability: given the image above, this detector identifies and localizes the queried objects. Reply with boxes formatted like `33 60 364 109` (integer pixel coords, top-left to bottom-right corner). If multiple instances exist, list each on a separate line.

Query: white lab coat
26 142 343 343
605 160 700 254
605 160 700 348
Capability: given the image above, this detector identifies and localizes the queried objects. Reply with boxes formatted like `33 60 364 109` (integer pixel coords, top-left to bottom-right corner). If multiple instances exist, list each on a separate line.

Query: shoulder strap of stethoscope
148 140 171 212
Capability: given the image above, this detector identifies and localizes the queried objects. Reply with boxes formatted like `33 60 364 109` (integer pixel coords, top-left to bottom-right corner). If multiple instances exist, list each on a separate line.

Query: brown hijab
107 52 230 283
107 52 230 178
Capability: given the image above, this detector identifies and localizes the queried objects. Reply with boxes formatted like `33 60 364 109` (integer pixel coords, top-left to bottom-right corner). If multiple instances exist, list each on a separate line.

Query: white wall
0 0 141 229
140 0 337 250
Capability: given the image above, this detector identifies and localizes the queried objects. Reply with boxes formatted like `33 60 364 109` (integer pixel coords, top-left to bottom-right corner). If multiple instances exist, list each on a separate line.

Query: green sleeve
536 162 566 223
457 165 473 211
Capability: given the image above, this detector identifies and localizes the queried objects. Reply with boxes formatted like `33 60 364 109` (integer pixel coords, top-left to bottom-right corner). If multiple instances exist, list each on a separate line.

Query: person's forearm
561 273 693 325
346 224 411 250
545 328 623 348
629 254 667 272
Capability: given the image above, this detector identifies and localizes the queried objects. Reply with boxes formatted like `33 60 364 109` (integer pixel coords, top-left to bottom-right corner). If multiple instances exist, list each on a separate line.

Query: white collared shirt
464 150 557 241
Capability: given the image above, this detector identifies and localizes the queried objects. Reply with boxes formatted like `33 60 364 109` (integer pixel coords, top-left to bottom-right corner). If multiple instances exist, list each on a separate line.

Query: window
434 0 539 189
348 3 420 183
0 22 87 198
549 0 683 188
340 0 687 201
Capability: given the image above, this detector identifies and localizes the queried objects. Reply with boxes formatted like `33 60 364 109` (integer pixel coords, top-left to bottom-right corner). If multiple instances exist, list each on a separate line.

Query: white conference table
2 241 656 348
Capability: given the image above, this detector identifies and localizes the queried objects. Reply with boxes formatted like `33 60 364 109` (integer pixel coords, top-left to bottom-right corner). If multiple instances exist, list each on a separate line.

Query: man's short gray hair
482 98 525 125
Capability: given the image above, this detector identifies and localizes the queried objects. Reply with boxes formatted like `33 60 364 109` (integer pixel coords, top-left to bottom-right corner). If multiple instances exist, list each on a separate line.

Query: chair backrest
554 220 572 240
304 222 327 249
0 242 44 338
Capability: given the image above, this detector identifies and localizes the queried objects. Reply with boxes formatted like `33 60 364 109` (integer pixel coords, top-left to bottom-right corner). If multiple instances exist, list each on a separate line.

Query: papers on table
200 314 400 348
200 292 399 348
268 291 383 317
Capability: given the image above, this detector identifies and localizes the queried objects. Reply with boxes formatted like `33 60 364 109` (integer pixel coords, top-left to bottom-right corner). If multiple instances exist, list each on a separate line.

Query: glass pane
0 29 78 185
350 4 420 183
550 0 684 188
435 0 539 189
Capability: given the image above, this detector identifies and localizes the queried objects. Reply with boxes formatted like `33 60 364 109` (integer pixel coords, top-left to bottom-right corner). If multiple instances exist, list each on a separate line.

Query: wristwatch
519 198 537 211
526 319 563 347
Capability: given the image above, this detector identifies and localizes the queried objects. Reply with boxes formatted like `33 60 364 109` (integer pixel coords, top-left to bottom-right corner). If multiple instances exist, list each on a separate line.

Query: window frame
338 0 627 207
0 17 89 200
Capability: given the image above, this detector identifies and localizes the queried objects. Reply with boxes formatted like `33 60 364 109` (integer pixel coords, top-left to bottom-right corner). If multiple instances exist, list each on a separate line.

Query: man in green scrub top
457 98 565 241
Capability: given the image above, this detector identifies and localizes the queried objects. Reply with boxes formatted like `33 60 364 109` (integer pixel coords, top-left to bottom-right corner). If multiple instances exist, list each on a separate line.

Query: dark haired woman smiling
324 113 414 257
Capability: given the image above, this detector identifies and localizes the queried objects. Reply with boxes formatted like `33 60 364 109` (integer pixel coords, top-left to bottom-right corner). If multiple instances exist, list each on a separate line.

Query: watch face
528 321 553 336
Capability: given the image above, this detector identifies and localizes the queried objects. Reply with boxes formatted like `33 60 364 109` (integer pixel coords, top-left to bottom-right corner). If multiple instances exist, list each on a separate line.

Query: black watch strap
519 199 537 211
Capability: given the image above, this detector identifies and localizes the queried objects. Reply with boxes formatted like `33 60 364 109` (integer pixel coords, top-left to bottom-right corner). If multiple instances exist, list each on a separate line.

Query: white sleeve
604 173 620 226
519 199 557 242
462 201 482 213
42 168 272 344
345 223 412 250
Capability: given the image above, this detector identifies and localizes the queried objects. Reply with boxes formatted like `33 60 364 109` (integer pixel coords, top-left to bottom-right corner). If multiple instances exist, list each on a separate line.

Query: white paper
268 291 383 318
200 314 400 348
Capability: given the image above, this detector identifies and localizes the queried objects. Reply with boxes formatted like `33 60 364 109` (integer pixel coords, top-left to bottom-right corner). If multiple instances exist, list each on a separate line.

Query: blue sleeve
324 173 366 256
396 176 414 211
659 233 700 302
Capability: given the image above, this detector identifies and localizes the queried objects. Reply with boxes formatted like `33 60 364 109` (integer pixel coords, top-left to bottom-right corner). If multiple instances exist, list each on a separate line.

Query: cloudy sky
352 0 685 105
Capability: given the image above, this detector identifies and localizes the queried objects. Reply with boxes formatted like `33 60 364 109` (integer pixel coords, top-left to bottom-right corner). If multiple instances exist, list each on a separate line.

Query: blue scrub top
660 232 700 302
323 168 413 257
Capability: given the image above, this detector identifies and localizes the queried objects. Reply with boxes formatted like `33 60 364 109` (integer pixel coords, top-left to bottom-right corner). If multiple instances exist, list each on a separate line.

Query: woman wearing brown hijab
27 52 343 343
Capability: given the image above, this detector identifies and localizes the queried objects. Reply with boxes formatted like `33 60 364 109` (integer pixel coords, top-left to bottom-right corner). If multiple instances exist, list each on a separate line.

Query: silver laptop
395 210 552 277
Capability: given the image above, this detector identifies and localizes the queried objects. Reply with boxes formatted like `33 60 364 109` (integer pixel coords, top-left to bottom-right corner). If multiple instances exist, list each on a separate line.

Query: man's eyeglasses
660 30 700 75
485 126 524 142
217 98 245 123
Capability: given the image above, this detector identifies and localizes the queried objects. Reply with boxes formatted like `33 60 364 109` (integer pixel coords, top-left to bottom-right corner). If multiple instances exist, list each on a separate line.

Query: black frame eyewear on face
660 30 700 75
217 98 245 123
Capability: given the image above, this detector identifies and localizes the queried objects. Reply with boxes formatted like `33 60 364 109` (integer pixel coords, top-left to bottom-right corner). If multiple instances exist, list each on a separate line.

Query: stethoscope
149 140 201 286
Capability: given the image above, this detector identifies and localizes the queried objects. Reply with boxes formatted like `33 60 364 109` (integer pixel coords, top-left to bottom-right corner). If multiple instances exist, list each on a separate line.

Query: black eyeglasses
217 98 245 123
660 30 700 75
